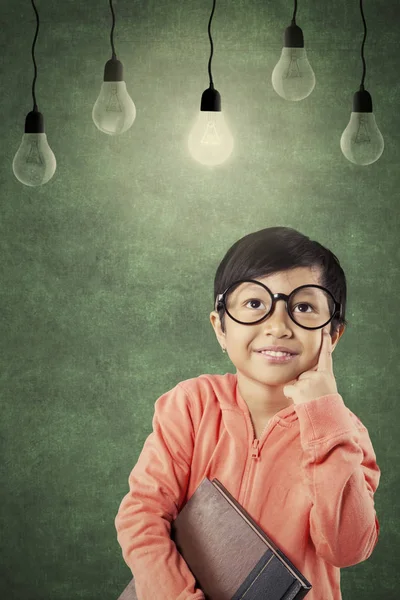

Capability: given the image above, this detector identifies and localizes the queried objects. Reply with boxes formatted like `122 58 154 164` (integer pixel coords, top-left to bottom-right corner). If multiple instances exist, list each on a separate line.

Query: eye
245 298 266 310
293 302 314 313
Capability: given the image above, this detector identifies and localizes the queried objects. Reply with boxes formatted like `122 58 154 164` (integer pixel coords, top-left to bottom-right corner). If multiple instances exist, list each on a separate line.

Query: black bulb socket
284 24 304 48
24 110 45 133
104 57 124 82
352 88 373 113
200 87 221 112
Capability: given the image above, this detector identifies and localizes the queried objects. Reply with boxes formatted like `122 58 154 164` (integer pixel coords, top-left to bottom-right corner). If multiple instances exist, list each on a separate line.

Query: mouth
255 349 298 363
255 347 298 356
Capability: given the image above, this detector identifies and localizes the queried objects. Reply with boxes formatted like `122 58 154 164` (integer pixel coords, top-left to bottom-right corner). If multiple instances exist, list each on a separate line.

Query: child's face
210 265 344 388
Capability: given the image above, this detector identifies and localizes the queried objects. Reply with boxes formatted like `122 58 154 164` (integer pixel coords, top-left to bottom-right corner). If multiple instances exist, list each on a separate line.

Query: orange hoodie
115 373 380 600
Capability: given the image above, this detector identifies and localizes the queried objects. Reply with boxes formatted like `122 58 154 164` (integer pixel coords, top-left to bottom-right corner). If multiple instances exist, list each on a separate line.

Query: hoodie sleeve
294 393 381 569
115 383 206 600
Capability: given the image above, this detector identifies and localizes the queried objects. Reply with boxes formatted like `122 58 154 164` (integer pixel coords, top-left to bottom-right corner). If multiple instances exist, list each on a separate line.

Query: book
117 477 312 600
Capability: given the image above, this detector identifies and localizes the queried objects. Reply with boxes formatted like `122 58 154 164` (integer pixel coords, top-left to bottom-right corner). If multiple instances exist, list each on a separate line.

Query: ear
331 323 346 352
209 310 226 350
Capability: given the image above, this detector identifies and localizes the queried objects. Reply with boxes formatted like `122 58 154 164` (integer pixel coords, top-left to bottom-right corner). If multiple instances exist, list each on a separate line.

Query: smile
256 350 297 363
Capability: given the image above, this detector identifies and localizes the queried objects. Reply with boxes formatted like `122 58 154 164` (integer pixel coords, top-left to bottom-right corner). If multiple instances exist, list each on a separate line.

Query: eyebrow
247 283 320 296
293 288 319 297
237 283 268 293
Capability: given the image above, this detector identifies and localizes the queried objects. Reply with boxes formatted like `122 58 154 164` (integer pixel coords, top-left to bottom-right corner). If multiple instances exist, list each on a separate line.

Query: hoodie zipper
251 419 270 458
251 439 260 458
239 417 272 506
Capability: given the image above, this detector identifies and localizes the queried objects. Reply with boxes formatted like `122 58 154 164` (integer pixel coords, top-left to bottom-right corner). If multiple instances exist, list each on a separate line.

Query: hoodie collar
223 372 299 425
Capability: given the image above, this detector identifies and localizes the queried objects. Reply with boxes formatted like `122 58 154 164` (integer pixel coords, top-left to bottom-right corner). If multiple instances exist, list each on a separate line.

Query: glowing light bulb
188 87 234 166
340 88 384 165
272 24 315 101
92 57 136 135
12 110 56 187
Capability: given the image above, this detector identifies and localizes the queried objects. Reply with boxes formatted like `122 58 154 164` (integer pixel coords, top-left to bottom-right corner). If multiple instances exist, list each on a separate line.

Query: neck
236 370 294 418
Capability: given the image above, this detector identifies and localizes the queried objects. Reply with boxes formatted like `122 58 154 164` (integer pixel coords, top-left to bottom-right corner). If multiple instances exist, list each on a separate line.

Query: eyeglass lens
225 281 335 328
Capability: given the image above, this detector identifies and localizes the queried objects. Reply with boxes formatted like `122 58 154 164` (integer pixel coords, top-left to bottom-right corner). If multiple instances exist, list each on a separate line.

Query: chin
253 372 292 387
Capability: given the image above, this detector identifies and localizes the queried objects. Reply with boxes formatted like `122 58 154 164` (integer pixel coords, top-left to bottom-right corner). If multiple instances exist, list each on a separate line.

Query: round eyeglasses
215 280 342 331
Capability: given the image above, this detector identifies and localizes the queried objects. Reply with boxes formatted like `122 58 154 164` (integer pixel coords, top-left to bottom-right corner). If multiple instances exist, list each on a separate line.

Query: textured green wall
1 0 398 598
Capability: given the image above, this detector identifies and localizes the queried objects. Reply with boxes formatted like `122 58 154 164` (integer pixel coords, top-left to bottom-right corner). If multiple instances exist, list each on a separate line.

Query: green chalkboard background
1 0 398 598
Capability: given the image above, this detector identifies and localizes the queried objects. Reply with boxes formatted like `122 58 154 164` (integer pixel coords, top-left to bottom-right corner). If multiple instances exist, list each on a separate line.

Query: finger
298 369 319 380
317 330 333 372
283 384 296 398
295 363 318 381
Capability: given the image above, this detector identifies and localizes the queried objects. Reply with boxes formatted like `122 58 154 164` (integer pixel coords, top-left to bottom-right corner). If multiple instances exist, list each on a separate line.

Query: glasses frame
215 279 342 331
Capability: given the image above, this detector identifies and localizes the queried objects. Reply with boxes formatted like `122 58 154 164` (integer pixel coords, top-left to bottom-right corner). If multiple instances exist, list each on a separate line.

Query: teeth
261 350 292 357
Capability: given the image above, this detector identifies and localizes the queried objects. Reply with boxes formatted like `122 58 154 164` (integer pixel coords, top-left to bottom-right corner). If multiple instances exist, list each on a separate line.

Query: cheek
302 336 322 365
225 326 254 352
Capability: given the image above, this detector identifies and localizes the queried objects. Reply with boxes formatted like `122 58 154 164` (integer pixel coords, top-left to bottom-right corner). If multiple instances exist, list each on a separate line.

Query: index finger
317 330 333 372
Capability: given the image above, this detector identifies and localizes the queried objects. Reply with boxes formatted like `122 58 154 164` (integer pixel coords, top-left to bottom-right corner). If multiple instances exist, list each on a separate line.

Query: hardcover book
117 477 312 600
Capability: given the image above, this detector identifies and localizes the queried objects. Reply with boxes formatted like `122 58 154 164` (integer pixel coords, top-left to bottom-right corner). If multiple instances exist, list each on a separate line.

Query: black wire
30 0 39 111
291 0 298 25
109 0 116 59
359 0 367 88
207 0 216 88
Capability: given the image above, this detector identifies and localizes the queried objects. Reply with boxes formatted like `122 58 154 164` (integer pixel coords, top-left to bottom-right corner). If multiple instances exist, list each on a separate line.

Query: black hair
213 227 348 336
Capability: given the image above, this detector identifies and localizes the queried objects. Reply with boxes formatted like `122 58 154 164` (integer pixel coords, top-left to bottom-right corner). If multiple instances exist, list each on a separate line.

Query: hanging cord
207 0 216 89
109 0 117 59
359 0 367 89
291 0 298 25
30 0 39 111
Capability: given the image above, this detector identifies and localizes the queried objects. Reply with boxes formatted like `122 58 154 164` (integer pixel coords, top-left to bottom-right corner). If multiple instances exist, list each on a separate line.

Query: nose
261 300 292 335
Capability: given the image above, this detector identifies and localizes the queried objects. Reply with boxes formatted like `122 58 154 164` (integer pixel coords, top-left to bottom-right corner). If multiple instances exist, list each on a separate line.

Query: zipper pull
251 439 260 459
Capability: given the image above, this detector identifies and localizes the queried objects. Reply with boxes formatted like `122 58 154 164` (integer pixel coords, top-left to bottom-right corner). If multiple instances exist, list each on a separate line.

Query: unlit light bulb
340 87 384 166
188 87 234 166
92 57 136 135
12 110 56 187
272 23 315 101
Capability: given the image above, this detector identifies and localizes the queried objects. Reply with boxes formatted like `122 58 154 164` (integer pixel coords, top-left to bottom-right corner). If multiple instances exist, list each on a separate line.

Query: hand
282 330 338 405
